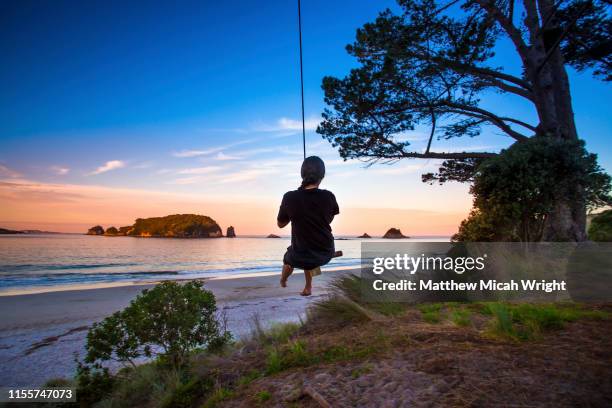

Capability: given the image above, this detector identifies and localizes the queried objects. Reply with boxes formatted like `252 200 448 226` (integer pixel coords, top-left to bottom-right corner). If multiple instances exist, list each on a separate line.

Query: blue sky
0 0 610 234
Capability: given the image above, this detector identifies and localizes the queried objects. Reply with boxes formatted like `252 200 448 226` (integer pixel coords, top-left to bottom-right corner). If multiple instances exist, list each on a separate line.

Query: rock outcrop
87 225 105 235
358 233 372 238
226 226 236 238
118 226 133 236
267 234 281 238
382 228 408 239
104 226 119 236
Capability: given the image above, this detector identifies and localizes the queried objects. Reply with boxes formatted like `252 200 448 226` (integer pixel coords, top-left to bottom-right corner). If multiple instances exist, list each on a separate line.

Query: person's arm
277 193 290 228
327 193 340 223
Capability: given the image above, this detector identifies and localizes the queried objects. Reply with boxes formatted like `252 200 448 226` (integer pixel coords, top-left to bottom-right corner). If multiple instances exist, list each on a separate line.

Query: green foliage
588 210 612 241
74 360 115 407
201 387 235 408
130 214 221 237
454 137 611 242
84 281 230 371
159 376 213 408
450 309 472 327
483 302 609 341
254 390 271 403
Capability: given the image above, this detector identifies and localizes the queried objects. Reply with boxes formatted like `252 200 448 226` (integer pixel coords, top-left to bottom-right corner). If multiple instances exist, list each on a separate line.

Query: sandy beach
0 268 356 387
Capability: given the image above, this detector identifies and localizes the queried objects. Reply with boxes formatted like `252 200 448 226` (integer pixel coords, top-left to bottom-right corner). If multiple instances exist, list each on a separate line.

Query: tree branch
444 102 531 140
474 0 530 63
443 59 533 91
361 151 498 160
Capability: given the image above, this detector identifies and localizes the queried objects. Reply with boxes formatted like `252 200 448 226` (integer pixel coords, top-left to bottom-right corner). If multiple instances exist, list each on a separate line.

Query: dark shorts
283 246 331 271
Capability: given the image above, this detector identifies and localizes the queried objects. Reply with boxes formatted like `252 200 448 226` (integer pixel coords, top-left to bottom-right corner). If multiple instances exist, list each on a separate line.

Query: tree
588 209 612 241
84 281 230 370
318 0 611 241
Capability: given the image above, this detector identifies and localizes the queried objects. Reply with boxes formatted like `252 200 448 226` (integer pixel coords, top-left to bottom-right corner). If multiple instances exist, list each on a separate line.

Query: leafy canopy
317 0 610 163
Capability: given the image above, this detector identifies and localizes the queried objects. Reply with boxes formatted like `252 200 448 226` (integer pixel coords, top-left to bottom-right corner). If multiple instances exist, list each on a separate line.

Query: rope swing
297 0 306 160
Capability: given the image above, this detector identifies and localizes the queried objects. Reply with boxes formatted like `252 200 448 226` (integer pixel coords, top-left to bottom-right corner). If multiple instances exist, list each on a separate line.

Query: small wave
0 262 140 272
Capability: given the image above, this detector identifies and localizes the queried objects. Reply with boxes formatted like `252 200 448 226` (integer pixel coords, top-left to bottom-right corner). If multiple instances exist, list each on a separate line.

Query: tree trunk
527 0 587 241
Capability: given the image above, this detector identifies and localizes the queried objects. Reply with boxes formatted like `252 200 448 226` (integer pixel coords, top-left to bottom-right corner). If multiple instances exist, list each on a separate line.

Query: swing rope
297 0 306 160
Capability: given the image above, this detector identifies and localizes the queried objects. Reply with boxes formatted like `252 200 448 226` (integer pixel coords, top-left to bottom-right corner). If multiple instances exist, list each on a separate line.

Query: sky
1 0 611 235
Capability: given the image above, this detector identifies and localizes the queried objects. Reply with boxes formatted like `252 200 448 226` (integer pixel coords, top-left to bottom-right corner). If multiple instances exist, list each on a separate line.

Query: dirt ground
216 309 612 408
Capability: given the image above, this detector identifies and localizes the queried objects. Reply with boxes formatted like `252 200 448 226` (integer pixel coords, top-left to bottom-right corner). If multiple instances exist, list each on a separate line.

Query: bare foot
280 264 293 287
300 288 312 296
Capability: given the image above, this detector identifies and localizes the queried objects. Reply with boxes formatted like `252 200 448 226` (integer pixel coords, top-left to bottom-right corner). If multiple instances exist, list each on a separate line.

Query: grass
254 390 271 403
201 387 234 408
418 303 443 323
450 309 472 326
482 302 610 340
308 295 372 326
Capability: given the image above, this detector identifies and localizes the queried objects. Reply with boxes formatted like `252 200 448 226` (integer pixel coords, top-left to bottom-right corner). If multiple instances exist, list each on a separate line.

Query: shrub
588 209 612 241
84 281 231 371
454 137 611 242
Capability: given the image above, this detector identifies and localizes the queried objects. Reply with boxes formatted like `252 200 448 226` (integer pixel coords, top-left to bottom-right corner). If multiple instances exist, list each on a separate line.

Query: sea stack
87 225 105 235
358 233 372 238
226 226 236 238
382 228 408 239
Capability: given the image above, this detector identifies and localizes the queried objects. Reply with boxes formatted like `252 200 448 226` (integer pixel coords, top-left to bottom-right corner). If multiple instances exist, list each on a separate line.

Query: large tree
318 0 611 241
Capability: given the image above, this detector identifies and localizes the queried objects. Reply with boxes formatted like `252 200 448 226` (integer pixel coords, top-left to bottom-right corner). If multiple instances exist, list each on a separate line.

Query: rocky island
358 233 371 238
87 214 223 238
383 228 408 239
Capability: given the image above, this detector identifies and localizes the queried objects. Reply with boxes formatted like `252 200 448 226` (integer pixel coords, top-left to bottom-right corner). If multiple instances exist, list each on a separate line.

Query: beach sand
0 268 357 387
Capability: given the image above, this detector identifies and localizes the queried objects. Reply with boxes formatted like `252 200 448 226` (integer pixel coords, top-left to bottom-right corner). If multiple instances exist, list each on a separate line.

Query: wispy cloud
253 116 320 132
217 168 278 184
173 139 257 158
215 152 242 161
88 160 126 176
177 166 223 175
51 166 70 176
0 164 22 178
132 161 153 169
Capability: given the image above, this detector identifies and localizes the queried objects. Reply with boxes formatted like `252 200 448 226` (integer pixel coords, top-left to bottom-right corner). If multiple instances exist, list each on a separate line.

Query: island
86 214 223 238
226 226 236 238
266 234 281 238
382 228 409 239
358 233 372 238
87 225 105 235
0 227 24 234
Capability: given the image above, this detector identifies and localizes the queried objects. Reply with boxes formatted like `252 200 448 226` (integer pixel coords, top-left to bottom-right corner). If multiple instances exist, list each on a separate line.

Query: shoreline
0 268 358 386
0 265 361 297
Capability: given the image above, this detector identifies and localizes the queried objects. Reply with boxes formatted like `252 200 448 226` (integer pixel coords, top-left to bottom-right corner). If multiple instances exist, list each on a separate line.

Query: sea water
0 234 448 295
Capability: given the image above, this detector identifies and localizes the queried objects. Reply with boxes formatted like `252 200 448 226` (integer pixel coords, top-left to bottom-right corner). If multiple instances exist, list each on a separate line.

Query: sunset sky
1 0 611 236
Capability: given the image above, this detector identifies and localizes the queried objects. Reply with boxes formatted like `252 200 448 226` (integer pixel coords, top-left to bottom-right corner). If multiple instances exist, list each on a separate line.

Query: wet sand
0 268 357 386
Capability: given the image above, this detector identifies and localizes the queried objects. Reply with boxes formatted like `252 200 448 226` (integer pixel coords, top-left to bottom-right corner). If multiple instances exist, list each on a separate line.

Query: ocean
0 234 448 295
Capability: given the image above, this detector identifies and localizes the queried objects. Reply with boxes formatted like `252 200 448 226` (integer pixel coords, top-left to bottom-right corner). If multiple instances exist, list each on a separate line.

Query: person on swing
277 156 339 296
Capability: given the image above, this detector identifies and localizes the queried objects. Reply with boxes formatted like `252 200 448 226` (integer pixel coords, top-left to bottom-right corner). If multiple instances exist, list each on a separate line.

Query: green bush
84 281 231 370
588 210 612 241
454 137 611 242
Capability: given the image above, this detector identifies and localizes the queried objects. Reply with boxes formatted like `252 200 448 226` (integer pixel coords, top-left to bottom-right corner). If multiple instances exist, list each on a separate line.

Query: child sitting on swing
277 156 339 296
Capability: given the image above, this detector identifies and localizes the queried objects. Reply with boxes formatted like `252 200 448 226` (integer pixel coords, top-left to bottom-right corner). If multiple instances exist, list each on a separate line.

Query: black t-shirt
277 188 339 268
